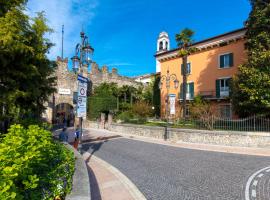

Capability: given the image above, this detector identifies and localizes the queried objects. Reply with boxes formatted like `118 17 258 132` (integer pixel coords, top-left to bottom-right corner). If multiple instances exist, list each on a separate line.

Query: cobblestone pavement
82 138 270 200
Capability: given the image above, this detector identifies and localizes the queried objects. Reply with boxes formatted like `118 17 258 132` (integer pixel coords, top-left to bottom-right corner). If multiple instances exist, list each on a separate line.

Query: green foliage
116 111 135 122
0 0 27 17
119 102 132 111
152 75 161 117
0 125 75 200
0 2 56 131
232 0 270 116
87 83 117 119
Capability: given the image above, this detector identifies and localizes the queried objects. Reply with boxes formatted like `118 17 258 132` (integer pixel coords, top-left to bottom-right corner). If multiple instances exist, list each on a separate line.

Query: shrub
131 101 153 118
116 111 135 122
0 125 75 200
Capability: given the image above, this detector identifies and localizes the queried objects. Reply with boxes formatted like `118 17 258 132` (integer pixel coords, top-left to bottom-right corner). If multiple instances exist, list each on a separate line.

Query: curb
65 144 91 200
84 152 146 200
53 129 91 200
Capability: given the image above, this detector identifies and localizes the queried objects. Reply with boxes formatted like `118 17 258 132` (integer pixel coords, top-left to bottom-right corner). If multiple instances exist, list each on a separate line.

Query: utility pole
61 25 64 59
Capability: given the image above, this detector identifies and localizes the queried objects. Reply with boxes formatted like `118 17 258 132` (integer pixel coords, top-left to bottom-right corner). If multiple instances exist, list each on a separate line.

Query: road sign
78 74 88 82
169 94 176 115
77 75 88 118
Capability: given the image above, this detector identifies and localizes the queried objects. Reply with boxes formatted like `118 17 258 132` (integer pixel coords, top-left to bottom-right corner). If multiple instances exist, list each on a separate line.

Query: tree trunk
117 96 119 111
130 93 133 105
182 55 187 120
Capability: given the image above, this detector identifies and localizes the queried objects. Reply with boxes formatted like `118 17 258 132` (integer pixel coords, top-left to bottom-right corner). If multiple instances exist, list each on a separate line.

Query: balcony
198 91 216 99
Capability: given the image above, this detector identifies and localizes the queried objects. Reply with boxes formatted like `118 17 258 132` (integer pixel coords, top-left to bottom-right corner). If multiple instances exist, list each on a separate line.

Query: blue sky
27 0 251 77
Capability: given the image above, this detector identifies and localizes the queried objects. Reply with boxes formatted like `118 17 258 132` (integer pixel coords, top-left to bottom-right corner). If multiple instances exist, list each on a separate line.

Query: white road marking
251 189 256 198
253 180 258 187
245 166 270 200
258 173 264 178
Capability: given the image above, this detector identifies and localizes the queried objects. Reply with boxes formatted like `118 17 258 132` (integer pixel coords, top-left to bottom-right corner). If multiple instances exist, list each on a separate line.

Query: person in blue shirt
59 128 68 142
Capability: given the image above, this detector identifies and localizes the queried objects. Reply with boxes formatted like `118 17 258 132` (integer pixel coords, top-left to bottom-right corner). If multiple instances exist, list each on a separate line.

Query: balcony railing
179 90 230 100
198 91 216 99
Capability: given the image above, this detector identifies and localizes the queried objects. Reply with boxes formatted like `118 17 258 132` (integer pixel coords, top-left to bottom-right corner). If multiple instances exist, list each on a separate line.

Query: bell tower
156 31 170 72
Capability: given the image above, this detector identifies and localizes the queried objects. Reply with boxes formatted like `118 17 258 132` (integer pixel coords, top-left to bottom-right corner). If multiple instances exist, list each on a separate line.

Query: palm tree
175 28 195 120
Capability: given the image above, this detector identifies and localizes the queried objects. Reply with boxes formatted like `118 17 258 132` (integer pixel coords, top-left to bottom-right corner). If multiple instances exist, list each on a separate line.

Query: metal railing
174 115 270 132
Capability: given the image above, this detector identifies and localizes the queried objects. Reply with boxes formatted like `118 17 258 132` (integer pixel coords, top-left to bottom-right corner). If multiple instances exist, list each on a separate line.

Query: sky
26 0 251 77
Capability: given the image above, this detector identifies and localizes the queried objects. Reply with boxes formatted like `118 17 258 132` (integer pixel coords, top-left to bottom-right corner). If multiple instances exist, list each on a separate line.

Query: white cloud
105 63 135 67
26 0 99 60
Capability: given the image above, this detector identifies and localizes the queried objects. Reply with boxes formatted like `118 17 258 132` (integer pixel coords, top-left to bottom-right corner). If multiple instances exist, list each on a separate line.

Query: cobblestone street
83 138 270 200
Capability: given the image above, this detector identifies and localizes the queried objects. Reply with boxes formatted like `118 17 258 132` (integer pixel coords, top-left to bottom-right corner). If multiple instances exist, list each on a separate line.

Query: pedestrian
59 128 68 143
73 125 80 150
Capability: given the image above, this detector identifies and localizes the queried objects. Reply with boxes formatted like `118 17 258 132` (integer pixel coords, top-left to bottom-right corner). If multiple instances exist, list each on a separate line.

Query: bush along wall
0 125 75 200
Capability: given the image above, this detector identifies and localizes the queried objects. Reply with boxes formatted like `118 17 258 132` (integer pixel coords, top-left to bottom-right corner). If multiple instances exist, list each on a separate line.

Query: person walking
73 125 80 150
59 128 68 143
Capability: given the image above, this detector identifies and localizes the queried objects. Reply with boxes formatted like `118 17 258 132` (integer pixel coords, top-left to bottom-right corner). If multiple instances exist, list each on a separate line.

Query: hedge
0 125 75 200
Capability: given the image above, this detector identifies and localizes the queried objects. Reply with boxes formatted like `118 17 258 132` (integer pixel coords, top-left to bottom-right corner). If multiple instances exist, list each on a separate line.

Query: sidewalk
83 152 146 200
54 128 145 200
84 127 270 157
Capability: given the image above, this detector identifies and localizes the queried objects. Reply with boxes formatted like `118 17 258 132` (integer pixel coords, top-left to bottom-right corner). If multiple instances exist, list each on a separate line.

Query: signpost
76 74 88 151
169 94 176 115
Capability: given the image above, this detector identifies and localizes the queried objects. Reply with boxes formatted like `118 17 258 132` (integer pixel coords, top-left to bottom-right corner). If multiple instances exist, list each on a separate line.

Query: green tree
87 83 117 119
175 28 195 119
0 1 55 131
152 75 161 117
232 0 270 116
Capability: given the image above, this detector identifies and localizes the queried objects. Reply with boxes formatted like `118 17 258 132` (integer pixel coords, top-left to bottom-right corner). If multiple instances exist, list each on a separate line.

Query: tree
232 0 270 117
87 83 117 119
152 75 161 117
190 96 216 130
0 1 56 131
175 28 195 119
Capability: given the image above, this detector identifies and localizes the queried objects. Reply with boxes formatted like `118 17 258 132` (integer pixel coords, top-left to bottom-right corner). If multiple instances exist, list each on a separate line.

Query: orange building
155 28 247 119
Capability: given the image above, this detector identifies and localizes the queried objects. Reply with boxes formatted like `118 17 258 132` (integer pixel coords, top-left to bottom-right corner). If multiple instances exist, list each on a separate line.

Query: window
165 41 168 50
181 63 191 75
218 78 230 97
186 82 194 100
159 41 163 51
219 104 231 119
219 53 233 68
180 82 194 100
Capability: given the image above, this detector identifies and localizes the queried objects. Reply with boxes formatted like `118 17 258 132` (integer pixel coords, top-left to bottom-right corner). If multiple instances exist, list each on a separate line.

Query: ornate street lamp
71 31 94 152
71 32 94 73
159 69 179 140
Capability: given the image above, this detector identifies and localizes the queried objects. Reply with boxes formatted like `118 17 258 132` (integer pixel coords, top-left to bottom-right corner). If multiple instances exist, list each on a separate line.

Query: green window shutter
220 55 224 68
216 79 220 98
229 53 234 67
181 64 183 75
180 83 183 99
190 82 194 99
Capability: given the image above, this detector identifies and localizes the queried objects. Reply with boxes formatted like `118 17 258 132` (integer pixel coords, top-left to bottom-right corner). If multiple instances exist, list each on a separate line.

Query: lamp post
159 69 179 140
71 31 94 151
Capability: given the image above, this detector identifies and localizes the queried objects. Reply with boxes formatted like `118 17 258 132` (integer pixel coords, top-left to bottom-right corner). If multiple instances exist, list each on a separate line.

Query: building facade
155 28 247 119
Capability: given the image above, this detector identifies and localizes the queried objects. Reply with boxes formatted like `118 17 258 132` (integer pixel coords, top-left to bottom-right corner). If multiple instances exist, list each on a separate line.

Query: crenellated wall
89 62 141 88
43 57 141 123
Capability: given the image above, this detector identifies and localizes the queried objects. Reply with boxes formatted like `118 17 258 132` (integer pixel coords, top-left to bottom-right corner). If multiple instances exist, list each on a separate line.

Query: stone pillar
100 113 106 129
108 113 113 128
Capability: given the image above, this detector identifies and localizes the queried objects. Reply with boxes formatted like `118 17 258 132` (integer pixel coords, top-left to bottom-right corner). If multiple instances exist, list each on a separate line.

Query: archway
54 103 75 127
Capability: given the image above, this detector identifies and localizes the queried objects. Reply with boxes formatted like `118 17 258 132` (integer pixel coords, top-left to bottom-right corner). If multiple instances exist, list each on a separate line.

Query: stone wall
84 121 270 148
44 57 141 123
89 62 141 88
